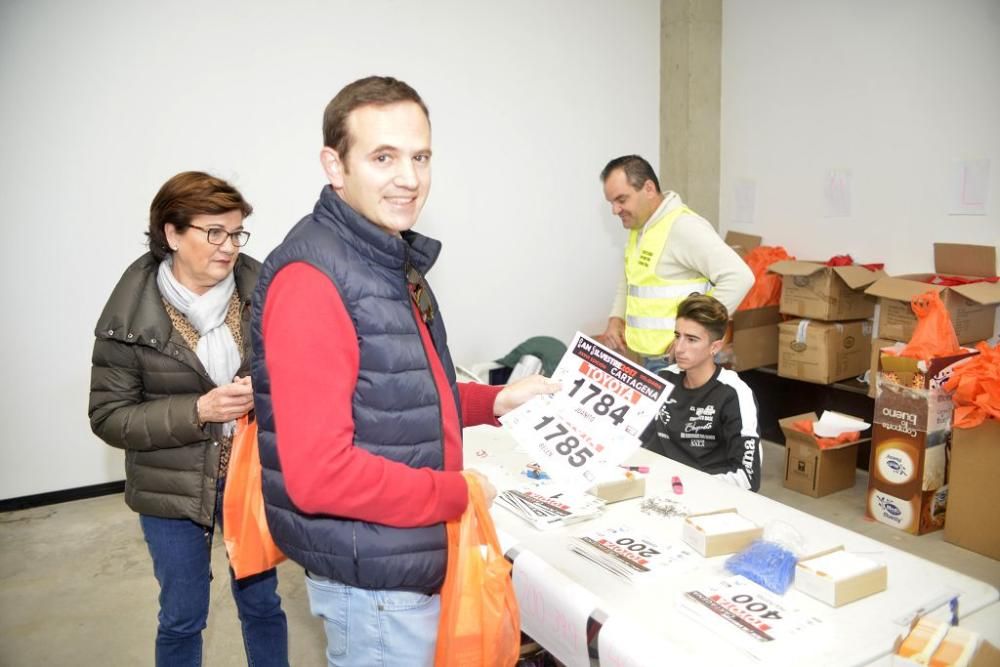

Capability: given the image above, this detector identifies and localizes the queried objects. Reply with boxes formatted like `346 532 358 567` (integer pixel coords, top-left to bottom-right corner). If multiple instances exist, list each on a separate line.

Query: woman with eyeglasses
89 171 288 666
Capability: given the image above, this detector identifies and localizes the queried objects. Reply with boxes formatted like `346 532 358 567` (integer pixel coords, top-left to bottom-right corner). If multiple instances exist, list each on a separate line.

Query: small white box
794 547 887 607
682 509 762 557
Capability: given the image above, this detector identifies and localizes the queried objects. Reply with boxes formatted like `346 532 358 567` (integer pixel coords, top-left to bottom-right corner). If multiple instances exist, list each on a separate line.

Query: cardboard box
944 419 1000 560
778 319 873 384
794 547 887 607
727 305 782 371
866 349 978 535
770 260 885 321
866 243 1000 344
868 337 898 398
780 412 867 497
682 509 762 557
724 230 761 259
720 232 782 371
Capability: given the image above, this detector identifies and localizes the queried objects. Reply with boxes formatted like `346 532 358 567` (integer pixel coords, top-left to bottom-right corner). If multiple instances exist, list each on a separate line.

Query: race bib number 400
501 333 672 490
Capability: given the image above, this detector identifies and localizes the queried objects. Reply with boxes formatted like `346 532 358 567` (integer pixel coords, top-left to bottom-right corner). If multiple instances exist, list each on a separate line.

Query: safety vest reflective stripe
624 204 713 356
627 282 711 299
626 315 676 330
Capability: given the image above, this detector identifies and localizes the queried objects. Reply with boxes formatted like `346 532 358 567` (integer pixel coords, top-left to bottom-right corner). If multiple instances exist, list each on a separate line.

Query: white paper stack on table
569 525 696 582
495 483 607 531
500 333 673 491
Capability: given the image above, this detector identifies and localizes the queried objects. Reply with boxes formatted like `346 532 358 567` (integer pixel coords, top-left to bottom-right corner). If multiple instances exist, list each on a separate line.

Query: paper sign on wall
950 159 990 215
824 168 852 218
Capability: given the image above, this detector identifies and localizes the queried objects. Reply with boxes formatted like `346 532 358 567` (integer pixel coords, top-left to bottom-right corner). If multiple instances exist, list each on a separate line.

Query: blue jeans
641 354 672 375
140 504 288 666
305 574 441 667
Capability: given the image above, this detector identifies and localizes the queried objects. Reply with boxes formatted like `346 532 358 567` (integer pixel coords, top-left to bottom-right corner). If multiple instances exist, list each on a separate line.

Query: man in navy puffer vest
251 76 557 667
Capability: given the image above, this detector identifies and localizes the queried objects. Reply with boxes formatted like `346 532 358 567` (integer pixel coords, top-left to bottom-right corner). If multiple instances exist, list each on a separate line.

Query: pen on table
619 465 649 473
671 475 684 494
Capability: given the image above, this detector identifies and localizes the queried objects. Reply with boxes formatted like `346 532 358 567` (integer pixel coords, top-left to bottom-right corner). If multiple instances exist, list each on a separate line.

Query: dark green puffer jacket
88 252 260 526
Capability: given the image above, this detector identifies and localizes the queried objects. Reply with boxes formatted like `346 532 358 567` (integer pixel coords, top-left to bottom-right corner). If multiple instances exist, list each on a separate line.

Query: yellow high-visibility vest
624 206 712 355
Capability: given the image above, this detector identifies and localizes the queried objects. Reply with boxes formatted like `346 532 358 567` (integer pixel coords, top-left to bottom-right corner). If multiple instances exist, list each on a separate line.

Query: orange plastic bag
737 246 792 311
223 414 286 579
434 472 520 667
790 419 861 450
943 341 1000 428
898 291 962 363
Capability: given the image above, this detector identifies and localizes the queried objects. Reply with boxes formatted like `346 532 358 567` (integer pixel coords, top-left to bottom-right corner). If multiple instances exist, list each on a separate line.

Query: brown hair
147 172 253 260
600 155 661 193
322 76 429 164
676 294 729 341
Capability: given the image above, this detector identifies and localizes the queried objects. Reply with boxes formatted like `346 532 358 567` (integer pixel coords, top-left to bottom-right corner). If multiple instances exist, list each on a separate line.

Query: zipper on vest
403 253 446 468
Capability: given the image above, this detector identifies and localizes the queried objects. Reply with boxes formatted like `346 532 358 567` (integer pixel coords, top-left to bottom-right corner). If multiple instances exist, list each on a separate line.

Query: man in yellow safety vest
597 155 753 372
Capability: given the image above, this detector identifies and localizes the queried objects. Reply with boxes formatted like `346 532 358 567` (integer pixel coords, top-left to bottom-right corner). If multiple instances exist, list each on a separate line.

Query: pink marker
619 465 650 474
672 476 684 494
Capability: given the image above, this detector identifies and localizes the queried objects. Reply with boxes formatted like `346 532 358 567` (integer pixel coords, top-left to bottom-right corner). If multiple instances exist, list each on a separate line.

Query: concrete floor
1 440 997 666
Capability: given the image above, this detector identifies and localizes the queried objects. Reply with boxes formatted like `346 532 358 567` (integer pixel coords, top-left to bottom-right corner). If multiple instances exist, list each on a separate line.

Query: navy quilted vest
250 186 461 593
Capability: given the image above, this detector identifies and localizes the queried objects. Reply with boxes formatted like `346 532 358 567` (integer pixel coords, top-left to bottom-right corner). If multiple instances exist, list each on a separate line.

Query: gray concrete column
661 0 722 227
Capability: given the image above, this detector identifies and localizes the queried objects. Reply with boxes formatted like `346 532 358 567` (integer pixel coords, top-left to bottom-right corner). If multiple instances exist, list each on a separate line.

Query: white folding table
463 425 999 667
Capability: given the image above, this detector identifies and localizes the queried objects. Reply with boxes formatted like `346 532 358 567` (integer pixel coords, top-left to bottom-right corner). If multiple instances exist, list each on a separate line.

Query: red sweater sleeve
458 382 503 427
261 262 468 528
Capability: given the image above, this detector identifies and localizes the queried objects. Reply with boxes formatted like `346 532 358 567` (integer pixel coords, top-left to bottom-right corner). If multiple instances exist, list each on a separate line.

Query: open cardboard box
867 348 978 535
724 230 762 259
868 337 898 398
866 243 1000 344
780 412 868 497
945 419 1000 560
722 232 783 371
682 508 762 557
794 546 887 607
770 260 885 321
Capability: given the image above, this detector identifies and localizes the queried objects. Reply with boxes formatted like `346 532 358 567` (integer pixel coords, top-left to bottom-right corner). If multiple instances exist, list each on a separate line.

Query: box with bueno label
865 348 978 535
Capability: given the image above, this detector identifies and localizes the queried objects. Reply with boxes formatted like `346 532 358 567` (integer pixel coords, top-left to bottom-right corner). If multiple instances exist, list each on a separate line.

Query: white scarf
157 257 242 431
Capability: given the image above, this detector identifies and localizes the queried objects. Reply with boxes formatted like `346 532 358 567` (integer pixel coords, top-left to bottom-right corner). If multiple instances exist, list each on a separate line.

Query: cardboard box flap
732 304 782 328
865 276 946 300
779 411 867 450
769 260 827 277
830 265 887 290
951 280 1000 306
934 243 997 278
725 231 762 256
779 412 820 445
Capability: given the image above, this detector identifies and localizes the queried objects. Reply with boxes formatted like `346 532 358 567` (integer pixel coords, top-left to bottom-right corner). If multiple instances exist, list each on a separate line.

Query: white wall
0 0 660 498
720 0 1000 273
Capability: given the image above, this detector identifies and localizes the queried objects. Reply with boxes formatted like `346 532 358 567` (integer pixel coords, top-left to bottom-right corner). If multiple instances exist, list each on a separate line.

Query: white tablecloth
464 425 999 667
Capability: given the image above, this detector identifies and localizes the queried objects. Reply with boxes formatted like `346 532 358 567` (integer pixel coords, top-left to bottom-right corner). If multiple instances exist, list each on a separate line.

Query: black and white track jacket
642 365 762 491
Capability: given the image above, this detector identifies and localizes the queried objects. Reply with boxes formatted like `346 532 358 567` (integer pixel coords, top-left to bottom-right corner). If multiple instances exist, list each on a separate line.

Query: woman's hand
493 374 561 417
196 376 253 423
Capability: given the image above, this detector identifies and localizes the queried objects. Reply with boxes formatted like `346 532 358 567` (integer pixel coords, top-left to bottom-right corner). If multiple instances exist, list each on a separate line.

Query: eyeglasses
188 224 251 247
